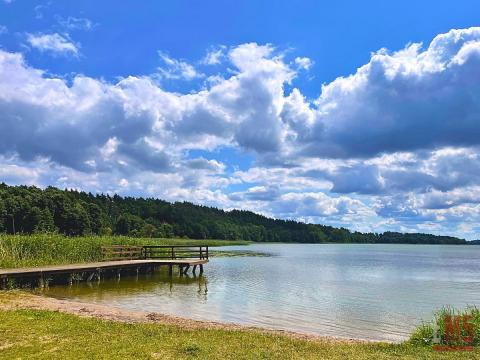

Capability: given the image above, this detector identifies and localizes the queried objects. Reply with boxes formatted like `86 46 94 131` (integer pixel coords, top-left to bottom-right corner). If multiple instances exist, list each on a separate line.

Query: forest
0 183 473 244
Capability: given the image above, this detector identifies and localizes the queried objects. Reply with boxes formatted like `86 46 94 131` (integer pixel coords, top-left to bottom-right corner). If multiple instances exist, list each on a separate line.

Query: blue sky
1 0 480 239
3 1 478 91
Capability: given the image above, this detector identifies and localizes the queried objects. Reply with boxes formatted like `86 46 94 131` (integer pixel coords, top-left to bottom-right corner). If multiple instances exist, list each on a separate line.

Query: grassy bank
0 294 479 359
0 308 478 359
0 310 480 359
0 234 249 268
0 293 478 359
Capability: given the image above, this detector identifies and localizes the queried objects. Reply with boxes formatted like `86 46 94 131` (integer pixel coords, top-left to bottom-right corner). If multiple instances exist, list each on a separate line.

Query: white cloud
157 51 203 80
202 46 225 65
2 28 480 238
57 16 95 31
0 25 7 35
296 27 480 159
0 163 41 185
294 56 313 70
26 33 79 56
185 157 225 173
34 4 50 19
0 42 294 172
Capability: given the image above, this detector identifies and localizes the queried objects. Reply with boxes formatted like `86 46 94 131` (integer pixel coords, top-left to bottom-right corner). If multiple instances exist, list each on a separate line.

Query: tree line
0 183 473 244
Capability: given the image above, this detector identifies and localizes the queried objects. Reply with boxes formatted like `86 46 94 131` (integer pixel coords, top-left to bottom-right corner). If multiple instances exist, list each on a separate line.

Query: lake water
42 243 480 341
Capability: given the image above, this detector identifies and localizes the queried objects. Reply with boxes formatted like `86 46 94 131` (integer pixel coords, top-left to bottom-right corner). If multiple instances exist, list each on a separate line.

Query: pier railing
101 245 209 261
142 245 209 260
101 245 144 261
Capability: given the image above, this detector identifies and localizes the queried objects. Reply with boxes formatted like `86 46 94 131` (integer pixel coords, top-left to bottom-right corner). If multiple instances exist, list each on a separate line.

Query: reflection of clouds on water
42 244 480 342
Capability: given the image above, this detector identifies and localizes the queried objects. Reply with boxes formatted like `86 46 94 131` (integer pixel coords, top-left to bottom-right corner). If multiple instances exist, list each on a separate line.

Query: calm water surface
42 244 480 341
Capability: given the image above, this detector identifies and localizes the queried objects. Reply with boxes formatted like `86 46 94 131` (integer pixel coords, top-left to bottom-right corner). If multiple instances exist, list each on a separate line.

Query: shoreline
0 291 379 345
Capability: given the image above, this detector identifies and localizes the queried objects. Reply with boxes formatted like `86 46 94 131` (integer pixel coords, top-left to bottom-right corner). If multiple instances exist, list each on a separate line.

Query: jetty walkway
0 245 209 288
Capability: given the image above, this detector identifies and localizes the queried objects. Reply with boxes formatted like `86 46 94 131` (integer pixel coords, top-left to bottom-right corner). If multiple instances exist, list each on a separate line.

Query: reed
0 234 248 268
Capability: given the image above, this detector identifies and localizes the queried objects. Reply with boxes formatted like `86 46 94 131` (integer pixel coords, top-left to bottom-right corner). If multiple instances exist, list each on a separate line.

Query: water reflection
42 269 208 300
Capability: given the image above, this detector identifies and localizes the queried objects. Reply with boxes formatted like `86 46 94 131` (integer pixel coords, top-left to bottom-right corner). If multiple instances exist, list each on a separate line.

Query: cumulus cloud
296 27 480 159
0 25 7 35
230 186 281 202
26 33 79 56
0 163 40 185
185 157 225 172
269 192 374 223
2 27 480 238
0 41 294 173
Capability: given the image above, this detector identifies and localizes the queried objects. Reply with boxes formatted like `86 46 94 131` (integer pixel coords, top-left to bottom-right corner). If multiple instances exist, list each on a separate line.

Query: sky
1 1 480 239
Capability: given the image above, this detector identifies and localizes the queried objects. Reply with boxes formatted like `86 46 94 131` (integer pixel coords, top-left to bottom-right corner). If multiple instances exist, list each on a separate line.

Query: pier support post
192 265 197 275
87 272 95 282
38 275 45 288
179 265 184 276
183 265 190 275
199 264 204 274
168 265 173 276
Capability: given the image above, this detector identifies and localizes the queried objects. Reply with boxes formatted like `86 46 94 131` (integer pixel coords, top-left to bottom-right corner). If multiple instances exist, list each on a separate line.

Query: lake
41 243 480 341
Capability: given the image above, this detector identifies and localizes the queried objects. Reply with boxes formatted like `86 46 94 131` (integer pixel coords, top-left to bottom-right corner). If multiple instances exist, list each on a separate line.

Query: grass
0 234 250 268
1 308 479 359
410 306 480 347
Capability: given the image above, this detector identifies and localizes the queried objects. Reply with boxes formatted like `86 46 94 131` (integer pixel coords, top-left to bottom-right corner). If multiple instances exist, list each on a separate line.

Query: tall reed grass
0 234 248 268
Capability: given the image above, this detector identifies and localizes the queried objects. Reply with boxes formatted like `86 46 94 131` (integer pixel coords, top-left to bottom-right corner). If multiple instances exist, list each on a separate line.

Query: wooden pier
0 245 209 288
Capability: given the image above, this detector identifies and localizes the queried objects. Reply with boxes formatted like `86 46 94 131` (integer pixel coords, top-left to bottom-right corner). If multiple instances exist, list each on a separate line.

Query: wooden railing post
106 245 208 261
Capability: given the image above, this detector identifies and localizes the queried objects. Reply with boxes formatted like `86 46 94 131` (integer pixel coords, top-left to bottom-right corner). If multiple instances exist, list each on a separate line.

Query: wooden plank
0 259 208 278
101 245 144 262
99 245 208 262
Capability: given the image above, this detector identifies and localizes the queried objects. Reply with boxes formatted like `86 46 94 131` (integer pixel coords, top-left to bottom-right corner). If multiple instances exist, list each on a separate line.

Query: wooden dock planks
0 245 209 287
0 259 208 279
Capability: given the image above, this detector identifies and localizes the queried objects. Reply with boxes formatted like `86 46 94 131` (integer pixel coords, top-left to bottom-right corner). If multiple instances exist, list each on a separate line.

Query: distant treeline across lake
0 183 476 244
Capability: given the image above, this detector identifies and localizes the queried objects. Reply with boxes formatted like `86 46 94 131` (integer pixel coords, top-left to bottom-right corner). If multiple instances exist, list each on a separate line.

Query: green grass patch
0 234 250 268
1 309 478 359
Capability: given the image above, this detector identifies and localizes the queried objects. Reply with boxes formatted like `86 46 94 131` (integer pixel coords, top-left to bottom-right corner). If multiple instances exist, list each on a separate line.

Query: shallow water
42 243 480 341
